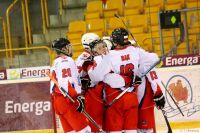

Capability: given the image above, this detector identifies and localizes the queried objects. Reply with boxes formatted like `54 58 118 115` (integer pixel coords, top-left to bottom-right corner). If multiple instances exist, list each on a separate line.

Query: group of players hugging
50 27 166 133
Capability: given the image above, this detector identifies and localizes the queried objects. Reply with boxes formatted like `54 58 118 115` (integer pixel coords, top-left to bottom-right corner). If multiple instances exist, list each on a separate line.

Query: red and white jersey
76 51 99 88
87 45 162 103
76 51 91 78
88 46 158 83
137 68 162 103
137 53 163 103
91 55 126 88
50 55 81 94
76 51 126 88
93 55 103 66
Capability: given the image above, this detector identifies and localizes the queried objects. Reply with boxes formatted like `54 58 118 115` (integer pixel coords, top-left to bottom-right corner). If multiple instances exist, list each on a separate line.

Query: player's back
88 45 159 84
107 45 140 75
52 55 74 79
51 55 81 94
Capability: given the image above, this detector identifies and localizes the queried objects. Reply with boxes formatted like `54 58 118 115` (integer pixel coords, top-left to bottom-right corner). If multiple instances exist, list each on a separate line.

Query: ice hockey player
137 66 166 133
88 27 165 133
50 38 91 133
76 33 129 132
76 33 105 132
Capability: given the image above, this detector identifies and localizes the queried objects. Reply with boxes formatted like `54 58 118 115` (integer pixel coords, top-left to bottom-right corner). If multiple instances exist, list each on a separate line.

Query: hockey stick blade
162 110 172 133
48 73 103 132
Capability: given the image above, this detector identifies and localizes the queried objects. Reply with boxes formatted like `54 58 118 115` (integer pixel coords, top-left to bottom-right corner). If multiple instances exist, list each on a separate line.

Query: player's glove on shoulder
82 56 95 72
153 93 165 109
75 95 85 112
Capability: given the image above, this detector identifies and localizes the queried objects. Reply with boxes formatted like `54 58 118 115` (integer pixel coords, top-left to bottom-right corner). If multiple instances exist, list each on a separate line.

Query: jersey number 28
62 68 72 78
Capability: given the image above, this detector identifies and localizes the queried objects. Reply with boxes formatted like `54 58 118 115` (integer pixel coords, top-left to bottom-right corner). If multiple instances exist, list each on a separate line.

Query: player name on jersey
162 54 200 67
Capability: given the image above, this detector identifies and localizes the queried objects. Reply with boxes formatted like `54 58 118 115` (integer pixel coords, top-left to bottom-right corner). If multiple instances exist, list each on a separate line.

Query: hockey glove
75 95 85 112
133 76 142 88
80 77 91 93
121 75 133 88
82 56 95 72
153 93 165 109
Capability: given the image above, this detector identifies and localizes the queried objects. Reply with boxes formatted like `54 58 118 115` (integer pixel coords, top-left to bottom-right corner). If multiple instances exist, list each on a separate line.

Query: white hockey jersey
50 55 81 94
76 51 126 88
137 68 162 103
88 46 158 83
137 53 162 103
88 45 162 104
76 51 91 78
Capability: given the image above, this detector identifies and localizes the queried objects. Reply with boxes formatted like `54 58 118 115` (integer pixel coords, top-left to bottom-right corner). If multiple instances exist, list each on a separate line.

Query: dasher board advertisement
6 66 50 80
155 65 200 132
161 54 200 67
0 78 53 132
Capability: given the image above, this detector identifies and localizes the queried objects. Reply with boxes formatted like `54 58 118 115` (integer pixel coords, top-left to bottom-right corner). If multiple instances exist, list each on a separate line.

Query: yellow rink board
156 121 200 131
171 121 200 129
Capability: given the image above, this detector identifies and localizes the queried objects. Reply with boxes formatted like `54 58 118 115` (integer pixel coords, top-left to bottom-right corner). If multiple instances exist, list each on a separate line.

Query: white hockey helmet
102 36 113 50
81 33 100 49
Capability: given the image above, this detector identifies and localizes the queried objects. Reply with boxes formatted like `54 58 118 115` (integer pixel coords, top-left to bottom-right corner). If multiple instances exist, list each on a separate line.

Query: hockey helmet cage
111 27 129 46
52 38 72 56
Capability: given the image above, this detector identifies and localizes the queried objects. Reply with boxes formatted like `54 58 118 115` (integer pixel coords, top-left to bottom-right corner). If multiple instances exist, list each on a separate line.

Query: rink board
0 65 200 133
155 65 200 132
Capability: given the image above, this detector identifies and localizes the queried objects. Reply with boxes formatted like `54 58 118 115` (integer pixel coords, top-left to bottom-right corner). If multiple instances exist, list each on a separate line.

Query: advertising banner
0 69 7 80
155 65 200 131
6 66 50 80
1 65 200 132
6 68 20 80
161 54 200 67
20 66 50 79
0 80 53 132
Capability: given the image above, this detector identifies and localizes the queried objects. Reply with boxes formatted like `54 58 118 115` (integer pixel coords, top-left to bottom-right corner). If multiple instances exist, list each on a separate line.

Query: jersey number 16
120 63 134 76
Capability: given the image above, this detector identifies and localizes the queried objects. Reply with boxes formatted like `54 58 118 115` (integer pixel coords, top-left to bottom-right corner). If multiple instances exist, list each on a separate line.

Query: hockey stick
48 73 103 132
105 87 132 108
114 14 140 47
161 81 184 116
162 110 172 133
106 22 184 109
51 95 58 133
